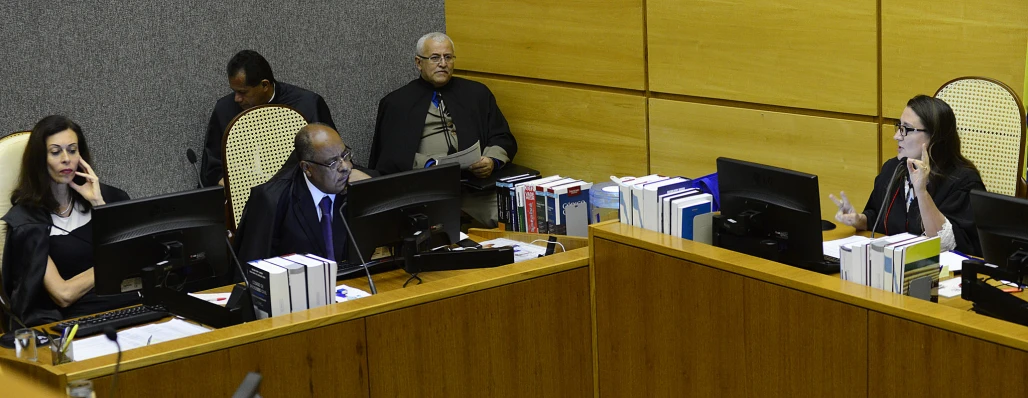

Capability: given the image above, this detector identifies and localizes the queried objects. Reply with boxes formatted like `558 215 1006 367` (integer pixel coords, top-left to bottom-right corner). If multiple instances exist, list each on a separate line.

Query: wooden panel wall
647 0 878 115
593 237 868 397
446 0 645 90
459 75 648 183
648 99 879 222
882 0 1028 118
365 268 592 398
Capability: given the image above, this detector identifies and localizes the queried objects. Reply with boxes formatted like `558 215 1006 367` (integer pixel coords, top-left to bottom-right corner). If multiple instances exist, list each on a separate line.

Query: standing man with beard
234 123 352 264
369 32 518 227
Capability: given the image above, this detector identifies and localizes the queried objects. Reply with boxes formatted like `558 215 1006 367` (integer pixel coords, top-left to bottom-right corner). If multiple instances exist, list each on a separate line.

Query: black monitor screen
346 163 462 265
715 157 824 270
93 187 229 296
970 189 1028 270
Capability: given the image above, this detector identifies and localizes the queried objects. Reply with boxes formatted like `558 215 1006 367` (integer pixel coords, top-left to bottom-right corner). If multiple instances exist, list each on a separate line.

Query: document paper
72 318 212 361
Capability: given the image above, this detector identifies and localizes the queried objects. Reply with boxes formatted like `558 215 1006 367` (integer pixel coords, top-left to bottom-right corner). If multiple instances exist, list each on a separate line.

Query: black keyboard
337 259 400 280
52 305 169 338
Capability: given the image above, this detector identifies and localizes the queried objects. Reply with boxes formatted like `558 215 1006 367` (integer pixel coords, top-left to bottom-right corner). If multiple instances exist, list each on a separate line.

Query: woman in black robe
2 115 137 328
829 95 985 256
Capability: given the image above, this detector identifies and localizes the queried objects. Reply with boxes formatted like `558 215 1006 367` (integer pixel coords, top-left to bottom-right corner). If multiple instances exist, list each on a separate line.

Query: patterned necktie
319 196 335 260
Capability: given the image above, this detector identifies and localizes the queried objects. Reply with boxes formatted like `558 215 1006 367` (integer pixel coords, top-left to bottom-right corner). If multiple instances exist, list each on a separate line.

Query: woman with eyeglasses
2 115 138 327
829 95 985 255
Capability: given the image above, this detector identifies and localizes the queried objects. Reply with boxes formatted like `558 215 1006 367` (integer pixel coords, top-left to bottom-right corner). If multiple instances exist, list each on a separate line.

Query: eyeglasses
894 121 927 138
305 149 352 171
416 54 456 64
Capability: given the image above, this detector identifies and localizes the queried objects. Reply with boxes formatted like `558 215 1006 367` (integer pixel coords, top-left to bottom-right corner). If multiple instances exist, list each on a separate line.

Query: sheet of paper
72 318 212 361
822 236 872 259
335 284 371 303
940 251 970 272
435 141 481 169
938 277 962 298
188 292 232 306
478 237 548 263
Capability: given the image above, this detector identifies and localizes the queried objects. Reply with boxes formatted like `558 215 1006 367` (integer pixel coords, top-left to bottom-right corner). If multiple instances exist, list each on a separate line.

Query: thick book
534 178 576 234
868 233 917 290
506 175 543 231
883 236 927 293
616 175 662 226
894 237 941 295
548 182 592 236
247 260 291 319
642 177 691 232
672 194 713 240
496 174 540 231
632 177 669 227
303 253 339 294
660 189 700 235
283 254 329 308
264 257 309 312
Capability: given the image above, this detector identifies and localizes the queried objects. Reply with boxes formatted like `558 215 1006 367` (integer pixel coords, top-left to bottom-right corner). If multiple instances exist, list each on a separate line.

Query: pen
62 324 79 354
147 335 153 346
949 250 969 258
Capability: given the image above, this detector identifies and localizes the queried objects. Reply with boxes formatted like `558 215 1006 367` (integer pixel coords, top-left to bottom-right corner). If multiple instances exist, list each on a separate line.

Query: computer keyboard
52 305 169 338
336 259 400 280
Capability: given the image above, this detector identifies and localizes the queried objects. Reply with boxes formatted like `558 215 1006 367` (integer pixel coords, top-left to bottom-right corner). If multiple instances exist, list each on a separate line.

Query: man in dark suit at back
201 50 340 187
233 123 352 264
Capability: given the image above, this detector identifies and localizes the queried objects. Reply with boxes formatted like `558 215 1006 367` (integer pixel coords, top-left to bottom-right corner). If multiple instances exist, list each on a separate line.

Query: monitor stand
821 219 836 231
398 213 515 284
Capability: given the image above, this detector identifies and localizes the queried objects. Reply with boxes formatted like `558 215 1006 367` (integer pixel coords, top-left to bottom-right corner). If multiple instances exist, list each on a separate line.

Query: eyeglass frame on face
416 54 456 64
894 121 928 138
304 148 353 172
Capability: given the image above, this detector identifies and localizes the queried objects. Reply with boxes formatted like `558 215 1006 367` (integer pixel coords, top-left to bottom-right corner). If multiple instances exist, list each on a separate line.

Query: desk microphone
870 157 908 238
338 206 378 295
186 148 204 188
224 234 257 321
104 326 122 398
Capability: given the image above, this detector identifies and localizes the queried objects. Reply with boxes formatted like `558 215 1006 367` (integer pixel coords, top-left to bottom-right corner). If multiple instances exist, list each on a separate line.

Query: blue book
672 194 713 240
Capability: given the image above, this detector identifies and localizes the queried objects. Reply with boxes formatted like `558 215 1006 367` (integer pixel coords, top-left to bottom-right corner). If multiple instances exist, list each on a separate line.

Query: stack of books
612 174 714 241
839 233 941 295
246 254 339 319
495 173 594 237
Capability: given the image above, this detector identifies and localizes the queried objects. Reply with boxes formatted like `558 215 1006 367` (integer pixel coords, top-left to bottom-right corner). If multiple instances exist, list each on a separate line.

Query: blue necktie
319 196 335 260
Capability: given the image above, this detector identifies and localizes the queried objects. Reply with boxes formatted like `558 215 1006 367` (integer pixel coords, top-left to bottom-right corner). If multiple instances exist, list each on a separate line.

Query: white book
661 189 700 235
304 253 339 301
642 177 691 231
632 177 669 227
247 260 291 319
615 177 637 224
283 254 328 308
264 257 309 312
671 194 713 240
868 233 917 290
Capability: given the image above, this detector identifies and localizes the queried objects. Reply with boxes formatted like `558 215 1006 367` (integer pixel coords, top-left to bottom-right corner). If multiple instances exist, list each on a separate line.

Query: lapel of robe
291 175 327 254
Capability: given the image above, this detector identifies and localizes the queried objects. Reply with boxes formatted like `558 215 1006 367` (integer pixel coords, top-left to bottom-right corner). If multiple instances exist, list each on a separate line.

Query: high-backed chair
0 132 29 332
934 77 1027 198
222 105 309 231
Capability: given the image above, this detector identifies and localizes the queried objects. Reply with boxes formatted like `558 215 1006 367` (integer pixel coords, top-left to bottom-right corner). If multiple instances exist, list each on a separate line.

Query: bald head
296 123 351 194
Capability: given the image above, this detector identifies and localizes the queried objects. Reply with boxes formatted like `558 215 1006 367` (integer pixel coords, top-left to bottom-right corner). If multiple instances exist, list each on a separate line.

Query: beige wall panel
462 76 648 183
649 99 879 222
869 312 1028 397
446 0 645 89
365 268 592 398
882 0 1028 118
647 0 877 115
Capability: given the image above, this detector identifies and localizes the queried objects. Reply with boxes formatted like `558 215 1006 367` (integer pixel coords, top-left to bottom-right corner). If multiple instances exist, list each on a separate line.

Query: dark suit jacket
234 164 349 266
201 81 337 186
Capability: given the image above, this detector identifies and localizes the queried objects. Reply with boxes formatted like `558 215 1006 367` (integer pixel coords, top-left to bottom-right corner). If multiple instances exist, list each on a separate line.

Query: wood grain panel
90 320 369 398
460 76 647 183
882 0 1028 118
743 278 867 398
593 237 748 397
649 99 879 222
446 0 645 89
365 268 592 398
647 0 877 115
869 312 1028 397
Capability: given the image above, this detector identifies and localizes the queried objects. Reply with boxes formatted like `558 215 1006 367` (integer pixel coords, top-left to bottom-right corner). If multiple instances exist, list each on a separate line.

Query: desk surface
0 230 590 386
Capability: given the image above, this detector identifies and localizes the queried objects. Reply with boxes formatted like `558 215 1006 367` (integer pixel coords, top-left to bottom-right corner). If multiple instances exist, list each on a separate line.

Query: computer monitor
346 163 463 268
93 186 230 296
970 189 1028 277
713 157 834 273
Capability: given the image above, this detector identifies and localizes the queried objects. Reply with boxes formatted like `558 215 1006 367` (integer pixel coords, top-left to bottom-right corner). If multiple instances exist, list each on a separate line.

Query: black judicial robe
201 82 337 187
861 157 985 256
1 185 134 328
369 77 518 176
233 164 349 267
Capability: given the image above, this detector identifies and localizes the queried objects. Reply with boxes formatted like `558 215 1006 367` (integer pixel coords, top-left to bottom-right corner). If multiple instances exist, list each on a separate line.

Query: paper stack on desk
73 318 211 361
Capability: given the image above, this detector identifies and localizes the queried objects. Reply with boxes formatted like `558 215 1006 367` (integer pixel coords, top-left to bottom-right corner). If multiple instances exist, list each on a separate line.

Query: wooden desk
591 221 1028 397
0 231 591 397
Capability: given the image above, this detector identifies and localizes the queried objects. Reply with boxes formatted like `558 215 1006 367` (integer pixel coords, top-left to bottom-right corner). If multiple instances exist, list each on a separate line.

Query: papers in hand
72 318 211 361
478 238 548 263
435 141 481 170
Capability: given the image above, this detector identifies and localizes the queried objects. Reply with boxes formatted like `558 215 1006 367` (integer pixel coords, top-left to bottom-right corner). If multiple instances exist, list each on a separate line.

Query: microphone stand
338 205 378 294
870 158 908 238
